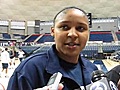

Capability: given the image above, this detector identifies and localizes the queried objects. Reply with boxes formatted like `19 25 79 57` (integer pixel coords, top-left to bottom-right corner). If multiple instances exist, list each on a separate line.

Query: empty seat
89 31 113 42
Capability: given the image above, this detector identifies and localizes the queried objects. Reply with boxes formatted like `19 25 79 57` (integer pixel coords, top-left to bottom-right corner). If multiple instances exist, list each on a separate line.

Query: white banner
0 20 9 26
11 20 25 29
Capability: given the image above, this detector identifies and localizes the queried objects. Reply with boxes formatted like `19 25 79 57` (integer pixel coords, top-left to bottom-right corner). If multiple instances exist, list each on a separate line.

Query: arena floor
0 59 119 90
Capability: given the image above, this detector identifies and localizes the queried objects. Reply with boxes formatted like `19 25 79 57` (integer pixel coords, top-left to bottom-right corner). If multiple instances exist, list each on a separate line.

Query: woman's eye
61 25 69 30
77 26 85 32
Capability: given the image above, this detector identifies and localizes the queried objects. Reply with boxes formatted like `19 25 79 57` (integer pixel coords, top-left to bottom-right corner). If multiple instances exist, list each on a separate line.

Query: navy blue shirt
59 57 83 86
7 44 98 90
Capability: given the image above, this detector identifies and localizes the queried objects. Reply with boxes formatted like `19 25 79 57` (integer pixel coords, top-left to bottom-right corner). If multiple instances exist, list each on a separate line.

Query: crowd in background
0 46 25 78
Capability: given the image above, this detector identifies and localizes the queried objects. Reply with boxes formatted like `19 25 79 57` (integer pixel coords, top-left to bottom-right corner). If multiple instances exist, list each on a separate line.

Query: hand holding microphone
34 72 63 90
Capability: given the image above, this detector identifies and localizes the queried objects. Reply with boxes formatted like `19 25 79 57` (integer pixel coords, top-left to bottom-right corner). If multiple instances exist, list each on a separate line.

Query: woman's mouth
65 43 80 47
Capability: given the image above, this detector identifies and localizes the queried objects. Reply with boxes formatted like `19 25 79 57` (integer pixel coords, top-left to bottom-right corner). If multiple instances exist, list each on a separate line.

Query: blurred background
0 0 120 89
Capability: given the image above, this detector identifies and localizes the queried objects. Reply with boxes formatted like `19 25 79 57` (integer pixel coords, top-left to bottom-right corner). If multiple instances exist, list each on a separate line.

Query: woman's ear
51 27 55 37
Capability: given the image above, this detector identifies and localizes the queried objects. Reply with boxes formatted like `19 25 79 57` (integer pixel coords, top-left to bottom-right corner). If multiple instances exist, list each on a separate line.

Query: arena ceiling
0 0 120 21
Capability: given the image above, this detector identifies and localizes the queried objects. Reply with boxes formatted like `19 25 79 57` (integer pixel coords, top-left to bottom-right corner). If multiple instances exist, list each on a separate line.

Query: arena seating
13 34 26 39
37 34 54 43
24 34 41 42
23 31 115 43
18 44 120 59
2 33 11 39
81 46 98 58
31 44 51 55
102 45 120 53
18 46 40 56
89 31 114 42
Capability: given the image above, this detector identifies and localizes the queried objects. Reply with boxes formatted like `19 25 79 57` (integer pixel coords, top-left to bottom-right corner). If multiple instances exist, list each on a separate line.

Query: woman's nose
67 28 78 39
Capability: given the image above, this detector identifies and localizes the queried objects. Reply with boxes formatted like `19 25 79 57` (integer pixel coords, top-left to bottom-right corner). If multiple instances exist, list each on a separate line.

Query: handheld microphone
34 72 62 90
86 70 118 90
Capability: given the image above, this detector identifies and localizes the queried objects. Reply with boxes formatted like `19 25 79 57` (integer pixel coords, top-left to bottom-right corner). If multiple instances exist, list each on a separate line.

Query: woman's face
51 9 89 61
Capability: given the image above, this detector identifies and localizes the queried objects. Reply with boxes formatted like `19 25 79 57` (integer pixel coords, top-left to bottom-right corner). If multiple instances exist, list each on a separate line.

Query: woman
7 6 98 90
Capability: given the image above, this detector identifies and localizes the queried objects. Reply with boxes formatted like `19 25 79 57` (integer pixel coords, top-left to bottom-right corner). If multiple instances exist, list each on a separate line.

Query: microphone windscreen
91 70 107 82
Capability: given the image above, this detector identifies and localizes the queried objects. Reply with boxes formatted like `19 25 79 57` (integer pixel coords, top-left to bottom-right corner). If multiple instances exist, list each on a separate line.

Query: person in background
7 6 98 90
18 49 25 62
9 47 16 69
1 48 10 78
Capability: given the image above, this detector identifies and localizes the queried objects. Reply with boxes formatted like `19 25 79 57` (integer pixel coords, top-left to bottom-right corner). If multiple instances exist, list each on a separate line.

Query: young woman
7 6 98 90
